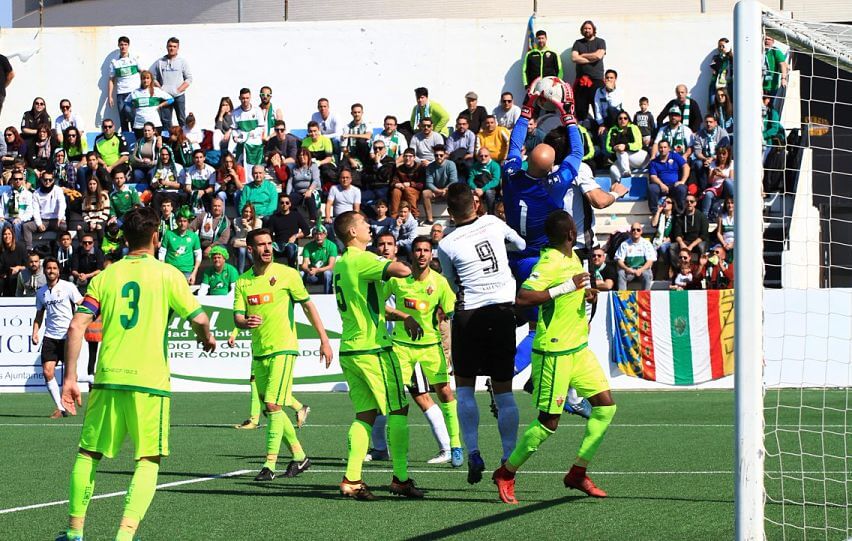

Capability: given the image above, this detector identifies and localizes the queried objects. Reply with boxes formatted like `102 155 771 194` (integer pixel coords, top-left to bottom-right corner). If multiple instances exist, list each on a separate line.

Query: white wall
0 14 732 135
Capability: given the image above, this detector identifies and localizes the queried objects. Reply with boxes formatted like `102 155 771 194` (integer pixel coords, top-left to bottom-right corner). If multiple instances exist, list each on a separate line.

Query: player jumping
492 210 616 504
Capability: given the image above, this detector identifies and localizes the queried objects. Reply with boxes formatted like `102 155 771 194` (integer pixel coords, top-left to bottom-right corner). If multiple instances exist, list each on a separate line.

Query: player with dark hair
32 256 82 419
59 206 216 541
492 210 616 503
384 235 462 467
437 183 526 484
234 228 333 482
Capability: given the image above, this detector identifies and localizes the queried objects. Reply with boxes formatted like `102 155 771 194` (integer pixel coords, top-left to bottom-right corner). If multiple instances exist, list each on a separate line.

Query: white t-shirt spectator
493 105 521 130
310 111 343 140
54 114 83 136
327 184 361 218
615 237 657 269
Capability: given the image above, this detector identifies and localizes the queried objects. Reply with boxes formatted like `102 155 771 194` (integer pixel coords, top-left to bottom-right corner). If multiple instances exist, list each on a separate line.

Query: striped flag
526 14 536 52
610 290 735 385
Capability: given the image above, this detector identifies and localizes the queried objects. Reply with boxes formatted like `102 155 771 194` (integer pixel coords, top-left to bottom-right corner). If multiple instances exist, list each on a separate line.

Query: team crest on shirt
269 276 277 286
556 396 565 407
426 285 434 296
248 293 273 305
404 297 429 311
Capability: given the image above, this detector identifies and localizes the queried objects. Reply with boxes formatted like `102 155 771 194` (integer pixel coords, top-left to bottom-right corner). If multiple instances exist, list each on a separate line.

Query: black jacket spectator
263 210 310 247
657 97 704 133
458 106 488 135
671 209 710 246
71 246 105 277
265 132 300 161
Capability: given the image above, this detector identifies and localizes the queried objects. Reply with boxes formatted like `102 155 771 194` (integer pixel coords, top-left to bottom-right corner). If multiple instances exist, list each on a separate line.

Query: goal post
733 2 765 540
735 3 852 539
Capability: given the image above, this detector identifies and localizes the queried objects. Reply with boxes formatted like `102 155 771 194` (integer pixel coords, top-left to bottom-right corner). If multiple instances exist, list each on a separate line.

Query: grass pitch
0 390 847 540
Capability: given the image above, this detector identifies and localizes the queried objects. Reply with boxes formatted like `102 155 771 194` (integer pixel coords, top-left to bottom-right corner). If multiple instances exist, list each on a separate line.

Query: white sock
423 404 450 451
567 387 583 406
456 386 479 454
46 377 64 411
494 392 519 462
371 414 388 451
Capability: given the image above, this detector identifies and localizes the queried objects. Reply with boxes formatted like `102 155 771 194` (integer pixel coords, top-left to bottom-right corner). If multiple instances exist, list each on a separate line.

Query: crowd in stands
0 24 791 296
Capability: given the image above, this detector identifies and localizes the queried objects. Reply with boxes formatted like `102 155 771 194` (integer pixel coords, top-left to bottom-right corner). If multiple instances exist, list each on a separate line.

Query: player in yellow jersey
384 236 463 468
233 228 333 482
492 210 616 504
333 210 424 500
59 207 216 541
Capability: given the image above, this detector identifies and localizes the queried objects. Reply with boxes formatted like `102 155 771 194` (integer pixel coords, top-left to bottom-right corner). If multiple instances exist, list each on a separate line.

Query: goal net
736 3 852 539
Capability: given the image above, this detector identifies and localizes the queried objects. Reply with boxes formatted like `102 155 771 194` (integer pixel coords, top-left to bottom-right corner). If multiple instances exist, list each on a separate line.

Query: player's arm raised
300 300 333 368
62 310 95 415
516 272 590 307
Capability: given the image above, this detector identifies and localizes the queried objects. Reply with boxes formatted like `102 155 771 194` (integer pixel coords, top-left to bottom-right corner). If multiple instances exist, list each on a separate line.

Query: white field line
1 422 847 428
0 469 251 515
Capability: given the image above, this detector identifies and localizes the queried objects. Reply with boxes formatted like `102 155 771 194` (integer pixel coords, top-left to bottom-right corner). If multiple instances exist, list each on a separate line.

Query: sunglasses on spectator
421 123 432 127
81 240 94 245
686 199 697 204
593 253 605 258
260 93 271 98
631 227 642 232
679 256 690 261
12 176 24 181
61 105 71 110
373 145 385 150
502 99 513 103
435 153 446 158
35 101 45 106
618 116 629 120
103 124 114 130
4 133 12 137
280 200 291 205
275 128 285 132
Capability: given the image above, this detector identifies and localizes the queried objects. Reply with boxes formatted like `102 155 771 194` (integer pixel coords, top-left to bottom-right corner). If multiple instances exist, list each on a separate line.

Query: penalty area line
0 469 251 515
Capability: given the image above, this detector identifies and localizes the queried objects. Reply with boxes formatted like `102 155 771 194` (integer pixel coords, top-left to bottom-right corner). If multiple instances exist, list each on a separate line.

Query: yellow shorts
252 354 297 407
79 388 170 459
531 347 610 415
340 349 408 415
394 342 450 386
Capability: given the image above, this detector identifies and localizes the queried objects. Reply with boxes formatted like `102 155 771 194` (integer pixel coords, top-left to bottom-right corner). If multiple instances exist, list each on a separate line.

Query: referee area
1 390 740 539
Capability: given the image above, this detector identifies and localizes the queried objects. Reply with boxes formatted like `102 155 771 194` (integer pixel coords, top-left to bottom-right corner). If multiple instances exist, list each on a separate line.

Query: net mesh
760 10 852 540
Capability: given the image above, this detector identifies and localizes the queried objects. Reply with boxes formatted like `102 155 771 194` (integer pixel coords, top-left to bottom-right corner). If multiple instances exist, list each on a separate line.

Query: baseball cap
669 105 683 116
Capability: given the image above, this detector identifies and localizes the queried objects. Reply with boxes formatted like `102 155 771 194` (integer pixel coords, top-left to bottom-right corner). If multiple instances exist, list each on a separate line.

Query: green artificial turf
0 389 848 540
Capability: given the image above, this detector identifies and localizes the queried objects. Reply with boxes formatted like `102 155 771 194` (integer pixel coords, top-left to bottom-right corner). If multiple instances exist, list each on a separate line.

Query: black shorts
41 337 66 364
451 303 516 382
408 363 432 396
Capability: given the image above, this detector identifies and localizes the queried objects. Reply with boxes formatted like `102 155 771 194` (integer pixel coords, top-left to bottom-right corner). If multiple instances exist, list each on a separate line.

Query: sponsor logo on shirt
404 297 428 311
247 293 273 305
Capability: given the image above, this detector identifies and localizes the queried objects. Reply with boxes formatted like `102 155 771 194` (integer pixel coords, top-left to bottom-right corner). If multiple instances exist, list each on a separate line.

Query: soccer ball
533 76 566 112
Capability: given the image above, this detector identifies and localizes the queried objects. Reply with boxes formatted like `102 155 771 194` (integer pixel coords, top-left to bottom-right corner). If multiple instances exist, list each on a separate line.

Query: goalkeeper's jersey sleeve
386 271 455 347
79 254 203 396
521 247 588 354
233 262 310 359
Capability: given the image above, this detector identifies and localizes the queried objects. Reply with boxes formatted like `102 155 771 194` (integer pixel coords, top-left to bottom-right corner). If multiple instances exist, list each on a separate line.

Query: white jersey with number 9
437 214 526 311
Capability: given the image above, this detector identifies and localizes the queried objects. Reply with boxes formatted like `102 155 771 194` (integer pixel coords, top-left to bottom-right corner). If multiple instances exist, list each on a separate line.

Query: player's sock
68 453 99 537
423 404 450 451
264 409 286 469
438 399 462 449
577 405 617 463
249 379 261 423
279 411 306 461
567 387 581 406
456 386 479 453
371 414 388 451
387 413 410 482
290 397 303 411
119 459 159 539
507 419 554 470
494 392 519 462
513 330 535 375
345 420 371 481
46 377 64 411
